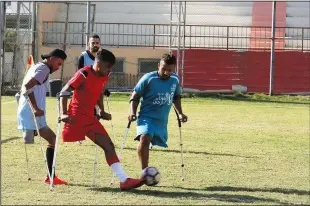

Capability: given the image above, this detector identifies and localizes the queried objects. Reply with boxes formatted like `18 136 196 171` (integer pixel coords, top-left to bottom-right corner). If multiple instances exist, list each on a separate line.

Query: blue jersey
134 71 182 124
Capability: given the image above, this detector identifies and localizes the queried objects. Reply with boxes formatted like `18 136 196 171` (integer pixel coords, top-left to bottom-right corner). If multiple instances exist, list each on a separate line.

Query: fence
42 21 310 51
1 1 310 95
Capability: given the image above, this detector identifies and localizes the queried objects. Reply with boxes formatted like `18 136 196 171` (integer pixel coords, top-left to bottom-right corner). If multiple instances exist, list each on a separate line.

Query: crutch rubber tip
181 177 185 181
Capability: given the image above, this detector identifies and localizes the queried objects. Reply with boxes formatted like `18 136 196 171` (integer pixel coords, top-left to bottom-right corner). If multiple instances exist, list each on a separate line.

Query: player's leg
23 130 34 144
134 118 156 170
136 134 152 170
87 122 144 190
39 126 67 184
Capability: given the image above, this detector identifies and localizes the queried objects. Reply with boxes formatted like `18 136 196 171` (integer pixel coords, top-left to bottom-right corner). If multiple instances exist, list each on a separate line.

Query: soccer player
76 34 110 145
128 54 188 170
17 48 68 185
77 34 100 70
59 49 144 190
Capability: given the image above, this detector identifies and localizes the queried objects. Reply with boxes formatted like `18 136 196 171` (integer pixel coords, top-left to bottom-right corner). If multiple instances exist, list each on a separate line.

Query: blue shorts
135 118 168 148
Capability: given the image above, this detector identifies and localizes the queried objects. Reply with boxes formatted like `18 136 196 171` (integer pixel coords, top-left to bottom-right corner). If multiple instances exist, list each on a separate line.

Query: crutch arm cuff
57 91 73 98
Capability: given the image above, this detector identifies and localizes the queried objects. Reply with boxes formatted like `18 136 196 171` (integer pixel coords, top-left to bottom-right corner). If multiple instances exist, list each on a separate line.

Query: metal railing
42 21 310 51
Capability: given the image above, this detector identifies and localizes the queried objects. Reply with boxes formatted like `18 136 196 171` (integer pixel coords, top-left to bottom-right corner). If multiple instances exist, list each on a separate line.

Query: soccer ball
141 166 160 186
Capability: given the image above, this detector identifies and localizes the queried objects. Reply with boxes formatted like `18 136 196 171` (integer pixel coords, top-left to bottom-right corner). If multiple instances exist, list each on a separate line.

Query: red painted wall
250 2 286 50
173 49 310 94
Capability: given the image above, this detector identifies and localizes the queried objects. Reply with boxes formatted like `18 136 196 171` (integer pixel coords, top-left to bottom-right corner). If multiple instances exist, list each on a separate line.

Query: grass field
1 94 310 205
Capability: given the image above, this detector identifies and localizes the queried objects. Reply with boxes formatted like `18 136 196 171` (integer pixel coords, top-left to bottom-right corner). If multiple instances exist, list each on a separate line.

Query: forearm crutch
92 96 116 186
50 91 72 191
109 121 132 185
24 94 52 184
173 107 185 181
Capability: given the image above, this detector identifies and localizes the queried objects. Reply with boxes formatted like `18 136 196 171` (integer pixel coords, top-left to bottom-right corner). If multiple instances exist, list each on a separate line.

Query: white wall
5 2 32 14
285 2 310 49
65 2 253 26
44 2 253 49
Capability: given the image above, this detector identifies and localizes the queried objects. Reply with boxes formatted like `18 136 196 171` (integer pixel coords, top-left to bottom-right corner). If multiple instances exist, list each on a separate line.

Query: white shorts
17 109 47 131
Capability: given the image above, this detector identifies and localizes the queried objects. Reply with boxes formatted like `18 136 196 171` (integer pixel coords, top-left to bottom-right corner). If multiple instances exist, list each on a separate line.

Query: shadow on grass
1 136 21 144
65 144 253 159
206 186 310 196
157 185 310 196
88 186 289 204
124 146 254 158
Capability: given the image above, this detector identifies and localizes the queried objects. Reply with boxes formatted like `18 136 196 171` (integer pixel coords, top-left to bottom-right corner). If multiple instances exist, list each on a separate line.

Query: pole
0 2 5 202
181 1 186 89
0 1 4 95
86 1 91 50
60 2 69 82
177 2 181 76
1 1 6 93
35 2 39 62
12 2 21 86
91 4 96 33
31 2 36 61
169 1 172 54
269 1 276 96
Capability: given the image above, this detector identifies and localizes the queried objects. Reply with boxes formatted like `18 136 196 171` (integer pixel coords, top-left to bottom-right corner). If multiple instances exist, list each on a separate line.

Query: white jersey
17 62 50 130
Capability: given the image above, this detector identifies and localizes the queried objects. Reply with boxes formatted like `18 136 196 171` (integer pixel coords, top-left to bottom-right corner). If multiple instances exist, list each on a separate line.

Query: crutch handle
127 121 132 129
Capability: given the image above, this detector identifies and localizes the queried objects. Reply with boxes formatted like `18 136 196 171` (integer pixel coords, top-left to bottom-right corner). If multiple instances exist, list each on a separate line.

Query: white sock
110 162 128 183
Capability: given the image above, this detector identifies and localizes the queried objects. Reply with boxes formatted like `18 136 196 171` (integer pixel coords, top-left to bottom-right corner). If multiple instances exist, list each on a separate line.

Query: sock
46 146 55 178
107 156 128 183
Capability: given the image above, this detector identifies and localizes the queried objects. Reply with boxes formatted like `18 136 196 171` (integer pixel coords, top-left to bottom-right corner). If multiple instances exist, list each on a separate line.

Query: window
112 58 125 73
138 58 160 74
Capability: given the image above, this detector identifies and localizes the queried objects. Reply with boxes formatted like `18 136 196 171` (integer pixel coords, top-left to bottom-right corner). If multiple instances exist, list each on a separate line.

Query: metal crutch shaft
24 144 31 180
25 95 52 183
50 91 73 190
174 107 185 181
110 121 132 185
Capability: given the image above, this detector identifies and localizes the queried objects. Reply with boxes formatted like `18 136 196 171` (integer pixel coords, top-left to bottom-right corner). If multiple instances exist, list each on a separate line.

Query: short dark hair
95 49 116 65
90 34 100 40
161 53 176 65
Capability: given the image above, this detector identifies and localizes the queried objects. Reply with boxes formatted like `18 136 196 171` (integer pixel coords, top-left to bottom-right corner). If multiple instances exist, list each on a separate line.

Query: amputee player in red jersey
59 49 145 190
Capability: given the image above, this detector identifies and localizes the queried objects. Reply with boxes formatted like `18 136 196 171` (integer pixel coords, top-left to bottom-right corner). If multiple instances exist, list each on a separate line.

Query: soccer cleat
120 178 145 191
77 141 82 145
45 176 68 185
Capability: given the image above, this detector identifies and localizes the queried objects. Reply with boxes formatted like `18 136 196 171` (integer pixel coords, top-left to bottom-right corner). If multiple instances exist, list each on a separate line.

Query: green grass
1 95 310 205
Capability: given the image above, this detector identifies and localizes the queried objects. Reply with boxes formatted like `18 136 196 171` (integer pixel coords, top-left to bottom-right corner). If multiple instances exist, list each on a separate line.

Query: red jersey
67 65 109 116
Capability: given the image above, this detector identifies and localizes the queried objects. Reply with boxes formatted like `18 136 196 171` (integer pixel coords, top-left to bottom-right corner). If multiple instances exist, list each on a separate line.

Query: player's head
93 49 115 77
158 53 176 80
88 34 101 53
41 49 67 73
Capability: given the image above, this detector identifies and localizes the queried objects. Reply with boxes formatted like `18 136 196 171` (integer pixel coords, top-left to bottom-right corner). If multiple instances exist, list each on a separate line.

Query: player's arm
24 78 41 115
97 90 112 120
128 74 148 121
23 66 49 116
77 55 84 70
59 70 85 122
173 95 183 115
173 78 188 123
59 84 74 117
97 91 105 112
129 91 141 121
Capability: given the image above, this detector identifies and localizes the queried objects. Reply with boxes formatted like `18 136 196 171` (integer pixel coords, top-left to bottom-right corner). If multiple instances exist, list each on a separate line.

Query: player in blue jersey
128 54 188 169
